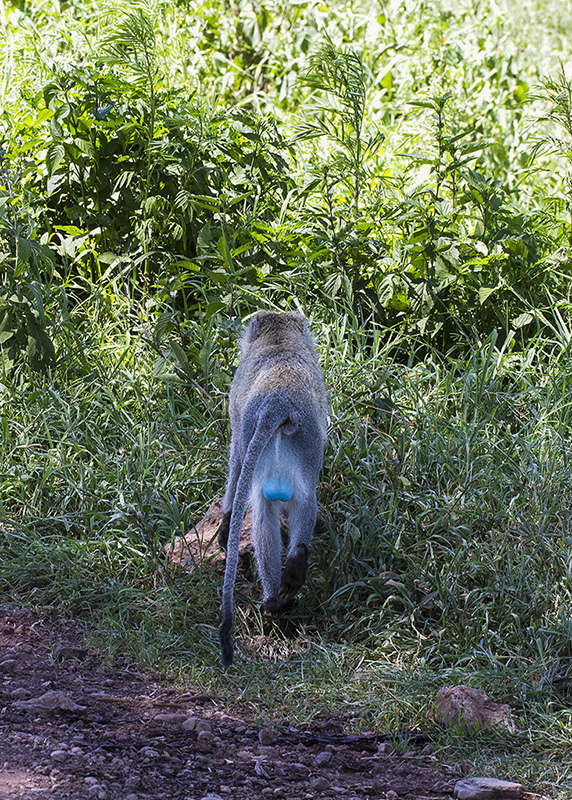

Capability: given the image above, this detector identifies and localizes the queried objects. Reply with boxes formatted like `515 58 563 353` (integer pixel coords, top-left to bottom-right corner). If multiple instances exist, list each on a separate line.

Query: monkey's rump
262 476 294 502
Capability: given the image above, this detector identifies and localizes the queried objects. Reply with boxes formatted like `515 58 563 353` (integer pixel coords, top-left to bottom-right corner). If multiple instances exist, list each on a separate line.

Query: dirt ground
0 607 463 800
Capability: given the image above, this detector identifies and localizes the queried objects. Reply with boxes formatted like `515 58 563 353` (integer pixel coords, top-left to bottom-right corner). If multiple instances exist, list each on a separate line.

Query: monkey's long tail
219 398 298 667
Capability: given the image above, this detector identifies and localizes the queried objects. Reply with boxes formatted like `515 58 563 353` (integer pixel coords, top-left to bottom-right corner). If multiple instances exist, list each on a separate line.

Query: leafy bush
0 153 61 370
2 1 572 361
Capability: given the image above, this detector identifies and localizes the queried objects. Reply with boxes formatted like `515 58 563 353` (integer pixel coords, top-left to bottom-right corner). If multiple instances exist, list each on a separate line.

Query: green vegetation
1 0 571 795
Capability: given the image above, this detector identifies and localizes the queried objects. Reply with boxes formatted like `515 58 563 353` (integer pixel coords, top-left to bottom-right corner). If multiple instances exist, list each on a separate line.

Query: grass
1 0 572 797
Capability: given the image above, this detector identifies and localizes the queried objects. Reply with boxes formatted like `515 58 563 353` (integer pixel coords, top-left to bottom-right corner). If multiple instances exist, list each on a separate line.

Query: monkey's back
230 347 327 437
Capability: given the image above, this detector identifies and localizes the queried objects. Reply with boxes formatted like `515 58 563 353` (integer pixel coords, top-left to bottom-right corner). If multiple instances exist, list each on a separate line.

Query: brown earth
0 607 462 800
164 497 255 570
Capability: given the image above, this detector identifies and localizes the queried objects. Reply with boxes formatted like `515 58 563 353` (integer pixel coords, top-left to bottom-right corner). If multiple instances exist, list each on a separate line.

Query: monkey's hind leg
275 493 316 611
251 496 283 613
217 510 231 551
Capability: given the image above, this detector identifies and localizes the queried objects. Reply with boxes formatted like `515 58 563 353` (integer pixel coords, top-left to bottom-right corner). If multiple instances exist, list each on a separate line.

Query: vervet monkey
218 311 328 666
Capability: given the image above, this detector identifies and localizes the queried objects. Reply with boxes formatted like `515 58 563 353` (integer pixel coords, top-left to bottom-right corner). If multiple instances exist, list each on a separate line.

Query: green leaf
512 312 534 328
46 142 65 175
153 312 175 345
381 71 393 94
478 286 497 305
169 340 190 372
54 225 86 235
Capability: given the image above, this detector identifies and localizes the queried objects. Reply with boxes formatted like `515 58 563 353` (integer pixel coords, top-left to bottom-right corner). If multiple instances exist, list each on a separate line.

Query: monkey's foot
262 595 282 614
271 544 308 612
217 510 231 551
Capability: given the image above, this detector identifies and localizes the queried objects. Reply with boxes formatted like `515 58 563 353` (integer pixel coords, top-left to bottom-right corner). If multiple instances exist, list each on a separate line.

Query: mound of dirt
0 607 461 800
164 498 254 571
164 498 290 575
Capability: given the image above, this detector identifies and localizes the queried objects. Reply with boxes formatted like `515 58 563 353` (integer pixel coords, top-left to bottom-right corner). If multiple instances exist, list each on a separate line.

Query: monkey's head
241 311 308 353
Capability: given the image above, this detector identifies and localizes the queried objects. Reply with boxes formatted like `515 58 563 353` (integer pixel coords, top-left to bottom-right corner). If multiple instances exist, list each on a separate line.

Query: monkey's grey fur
218 311 328 667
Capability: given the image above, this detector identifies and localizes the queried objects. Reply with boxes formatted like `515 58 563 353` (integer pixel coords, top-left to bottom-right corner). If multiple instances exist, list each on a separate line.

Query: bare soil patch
0 607 461 800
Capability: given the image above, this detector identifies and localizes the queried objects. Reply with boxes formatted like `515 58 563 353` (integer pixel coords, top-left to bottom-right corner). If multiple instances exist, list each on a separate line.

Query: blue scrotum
262 476 294 502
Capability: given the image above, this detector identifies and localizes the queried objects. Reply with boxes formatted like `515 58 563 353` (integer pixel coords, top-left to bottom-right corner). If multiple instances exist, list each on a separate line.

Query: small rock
196 719 212 735
52 643 88 662
84 776 100 786
313 750 332 767
259 727 277 746
14 690 85 712
183 716 200 731
197 730 214 752
11 687 32 700
311 776 330 791
154 711 189 725
433 686 516 731
139 746 160 758
377 742 393 754
454 777 523 800
255 759 271 778
50 750 68 762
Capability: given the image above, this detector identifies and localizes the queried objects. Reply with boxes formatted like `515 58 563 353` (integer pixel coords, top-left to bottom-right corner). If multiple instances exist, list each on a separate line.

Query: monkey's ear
295 316 306 334
245 314 263 342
